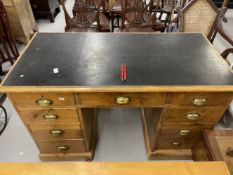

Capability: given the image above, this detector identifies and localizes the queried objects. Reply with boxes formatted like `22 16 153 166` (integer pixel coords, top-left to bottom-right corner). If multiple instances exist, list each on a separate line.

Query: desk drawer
37 139 86 154
10 93 75 108
30 124 83 140
18 108 80 124
159 124 200 139
77 93 166 107
169 93 233 107
162 107 226 124
156 138 194 149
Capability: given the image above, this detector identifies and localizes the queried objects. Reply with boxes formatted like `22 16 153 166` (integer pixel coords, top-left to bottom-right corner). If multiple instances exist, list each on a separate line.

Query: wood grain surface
0 162 230 175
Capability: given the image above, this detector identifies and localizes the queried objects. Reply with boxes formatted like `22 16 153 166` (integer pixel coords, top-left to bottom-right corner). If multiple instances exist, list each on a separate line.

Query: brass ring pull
185 113 200 121
36 98 53 107
115 96 130 104
172 141 181 146
50 129 64 136
43 114 58 121
192 97 208 106
179 129 191 136
57 146 69 151
226 147 233 157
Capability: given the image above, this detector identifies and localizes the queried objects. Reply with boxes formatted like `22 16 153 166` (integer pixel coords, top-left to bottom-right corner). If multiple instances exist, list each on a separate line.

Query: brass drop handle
50 129 64 136
172 141 181 146
226 147 233 157
192 97 208 106
36 98 53 107
115 96 130 104
185 113 200 121
179 129 191 136
43 114 58 121
57 146 69 151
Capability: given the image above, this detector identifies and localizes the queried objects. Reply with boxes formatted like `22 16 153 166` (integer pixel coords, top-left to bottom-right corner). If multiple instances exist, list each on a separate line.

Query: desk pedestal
7 91 232 161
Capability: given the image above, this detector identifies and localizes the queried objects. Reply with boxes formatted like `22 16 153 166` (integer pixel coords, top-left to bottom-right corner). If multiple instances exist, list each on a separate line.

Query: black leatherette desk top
2 33 233 90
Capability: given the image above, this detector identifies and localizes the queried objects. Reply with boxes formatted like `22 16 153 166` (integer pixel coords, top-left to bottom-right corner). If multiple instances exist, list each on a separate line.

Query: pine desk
1 33 233 161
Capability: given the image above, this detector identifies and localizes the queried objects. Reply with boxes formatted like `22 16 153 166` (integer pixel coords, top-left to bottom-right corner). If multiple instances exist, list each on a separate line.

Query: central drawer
30 124 83 140
77 93 167 107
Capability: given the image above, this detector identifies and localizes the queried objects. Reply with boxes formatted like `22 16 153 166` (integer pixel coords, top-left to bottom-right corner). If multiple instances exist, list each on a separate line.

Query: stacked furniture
0 0 19 69
2 0 37 44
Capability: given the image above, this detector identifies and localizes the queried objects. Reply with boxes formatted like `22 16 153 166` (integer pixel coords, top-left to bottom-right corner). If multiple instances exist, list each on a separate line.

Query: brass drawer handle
43 114 58 121
57 146 69 151
226 147 233 157
185 113 200 121
36 98 53 107
115 96 130 104
171 141 181 146
179 129 191 136
192 97 208 106
50 129 64 136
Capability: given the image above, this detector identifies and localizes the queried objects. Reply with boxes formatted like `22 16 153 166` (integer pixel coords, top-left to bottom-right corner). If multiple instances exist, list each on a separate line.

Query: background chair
110 0 123 31
61 0 110 32
150 0 176 31
210 5 233 128
176 0 218 40
121 0 164 32
211 7 233 65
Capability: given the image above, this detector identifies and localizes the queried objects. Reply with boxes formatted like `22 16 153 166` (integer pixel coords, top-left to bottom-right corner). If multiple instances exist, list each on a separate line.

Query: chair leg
0 47 6 62
0 33 14 65
111 14 115 32
5 32 19 58
209 30 217 43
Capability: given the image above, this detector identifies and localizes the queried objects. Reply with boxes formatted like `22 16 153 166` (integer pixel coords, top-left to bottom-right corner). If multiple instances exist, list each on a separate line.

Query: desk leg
77 108 98 161
141 107 163 156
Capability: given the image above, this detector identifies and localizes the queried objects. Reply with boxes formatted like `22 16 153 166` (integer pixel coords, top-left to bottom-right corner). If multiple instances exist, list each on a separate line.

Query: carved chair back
121 0 158 28
61 0 101 31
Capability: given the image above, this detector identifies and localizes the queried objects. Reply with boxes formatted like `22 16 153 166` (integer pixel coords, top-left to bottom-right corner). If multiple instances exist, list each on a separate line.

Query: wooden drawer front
10 93 75 108
162 107 226 124
30 124 83 140
159 125 200 139
77 93 166 107
169 93 233 107
37 139 86 154
18 108 79 124
156 138 194 149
